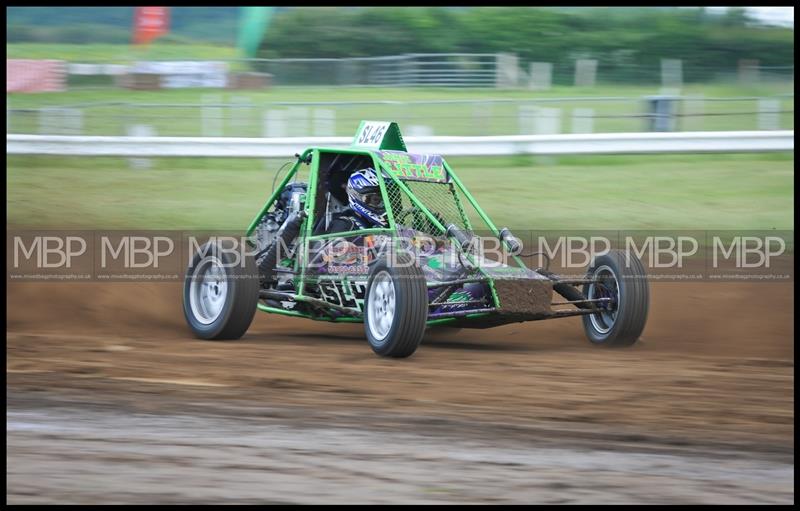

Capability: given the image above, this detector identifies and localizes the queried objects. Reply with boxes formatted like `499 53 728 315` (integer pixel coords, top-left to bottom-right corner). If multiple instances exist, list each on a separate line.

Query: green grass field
7 153 793 232
7 85 794 137
6 44 794 234
7 41 795 136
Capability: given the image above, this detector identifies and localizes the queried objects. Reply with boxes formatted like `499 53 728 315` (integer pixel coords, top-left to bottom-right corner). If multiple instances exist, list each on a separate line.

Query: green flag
237 7 274 58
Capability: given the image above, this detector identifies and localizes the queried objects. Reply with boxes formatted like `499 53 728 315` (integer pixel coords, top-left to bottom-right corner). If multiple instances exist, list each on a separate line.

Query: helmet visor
361 191 383 208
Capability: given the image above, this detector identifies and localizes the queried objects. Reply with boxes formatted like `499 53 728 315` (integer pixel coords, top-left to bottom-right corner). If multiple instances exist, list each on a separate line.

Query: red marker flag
133 7 170 45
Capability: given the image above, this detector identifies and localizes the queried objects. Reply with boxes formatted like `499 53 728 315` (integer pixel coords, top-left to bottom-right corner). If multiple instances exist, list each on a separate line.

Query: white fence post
574 59 597 87
534 107 562 135
495 53 520 89
758 99 781 130
571 108 594 134
287 107 309 137
661 59 683 93
126 124 155 169
529 62 553 91
739 59 760 84
312 109 336 137
264 109 287 138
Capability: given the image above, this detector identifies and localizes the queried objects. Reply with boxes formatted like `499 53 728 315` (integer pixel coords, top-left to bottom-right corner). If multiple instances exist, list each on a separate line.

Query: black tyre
364 254 428 357
183 240 260 340
581 249 649 347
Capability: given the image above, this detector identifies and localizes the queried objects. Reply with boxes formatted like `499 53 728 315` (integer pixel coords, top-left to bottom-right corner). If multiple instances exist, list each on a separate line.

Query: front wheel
364 254 428 358
581 249 649 347
183 241 259 340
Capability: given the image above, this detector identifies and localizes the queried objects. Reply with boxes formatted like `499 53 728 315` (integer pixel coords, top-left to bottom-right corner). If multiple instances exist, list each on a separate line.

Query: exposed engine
254 182 308 290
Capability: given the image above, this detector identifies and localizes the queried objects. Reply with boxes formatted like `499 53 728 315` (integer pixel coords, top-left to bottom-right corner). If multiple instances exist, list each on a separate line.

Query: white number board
354 121 391 147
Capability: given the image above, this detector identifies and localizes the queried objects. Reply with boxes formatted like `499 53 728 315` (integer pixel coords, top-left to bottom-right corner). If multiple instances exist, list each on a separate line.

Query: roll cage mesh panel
381 172 472 237
379 165 525 270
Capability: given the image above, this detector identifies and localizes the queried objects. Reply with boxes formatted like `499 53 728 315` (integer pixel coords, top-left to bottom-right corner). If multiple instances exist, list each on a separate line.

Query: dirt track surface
7 280 795 504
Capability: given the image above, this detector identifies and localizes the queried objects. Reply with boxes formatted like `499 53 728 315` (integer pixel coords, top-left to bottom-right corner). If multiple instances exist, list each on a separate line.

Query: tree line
7 7 794 84
258 7 794 83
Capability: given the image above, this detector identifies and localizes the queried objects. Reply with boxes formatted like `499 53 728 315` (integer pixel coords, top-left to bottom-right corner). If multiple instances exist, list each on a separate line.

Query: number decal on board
355 121 390 147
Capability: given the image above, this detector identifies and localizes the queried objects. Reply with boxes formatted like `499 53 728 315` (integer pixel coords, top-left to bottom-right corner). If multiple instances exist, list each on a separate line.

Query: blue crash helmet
346 168 387 227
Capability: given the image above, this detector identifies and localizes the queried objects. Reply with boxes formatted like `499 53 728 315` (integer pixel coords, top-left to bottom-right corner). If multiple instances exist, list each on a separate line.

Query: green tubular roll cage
245 122 525 323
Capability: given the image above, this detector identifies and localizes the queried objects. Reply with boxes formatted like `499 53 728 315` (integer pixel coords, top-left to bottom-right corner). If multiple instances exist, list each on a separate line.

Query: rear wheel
183 241 259 340
364 254 428 357
581 249 649 347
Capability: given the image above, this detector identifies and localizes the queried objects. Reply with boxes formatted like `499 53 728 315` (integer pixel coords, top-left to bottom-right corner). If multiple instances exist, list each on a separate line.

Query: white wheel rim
587 265 619 335
189 256 228 325
367 271 396 342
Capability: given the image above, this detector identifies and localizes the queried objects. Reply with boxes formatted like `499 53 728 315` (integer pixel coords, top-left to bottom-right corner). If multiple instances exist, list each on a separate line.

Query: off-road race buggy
183 121 649 358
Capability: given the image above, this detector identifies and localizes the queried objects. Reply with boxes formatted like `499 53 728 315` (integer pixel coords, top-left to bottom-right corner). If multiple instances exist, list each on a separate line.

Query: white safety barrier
7 131 794 158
